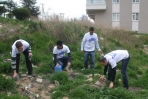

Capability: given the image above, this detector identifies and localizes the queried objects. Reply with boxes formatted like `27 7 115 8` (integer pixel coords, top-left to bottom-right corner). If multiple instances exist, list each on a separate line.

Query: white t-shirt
81 32 100 51
104 50 129 68
11 39 30 57
53 45 70 59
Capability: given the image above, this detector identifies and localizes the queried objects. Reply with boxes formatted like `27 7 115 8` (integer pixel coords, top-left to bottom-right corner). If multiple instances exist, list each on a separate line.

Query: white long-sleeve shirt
11 39 31 70
81 32 101 51
104 50 129 69
11 39 31 58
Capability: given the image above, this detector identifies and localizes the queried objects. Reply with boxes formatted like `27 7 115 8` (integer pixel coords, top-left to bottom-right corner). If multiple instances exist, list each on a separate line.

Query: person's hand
99 75 105 81
56 63 60 66
67 62 71 67
99 51 103 54
81 50 84 53
29 53 33 57
109 82 114 88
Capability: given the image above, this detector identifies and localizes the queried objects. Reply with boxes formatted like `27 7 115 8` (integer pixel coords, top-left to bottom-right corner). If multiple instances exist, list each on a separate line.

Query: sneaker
28 73 36 77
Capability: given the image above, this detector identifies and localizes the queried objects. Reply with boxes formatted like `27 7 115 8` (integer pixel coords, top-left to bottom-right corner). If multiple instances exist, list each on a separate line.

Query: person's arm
108 66 116 88
53 54 57 65
100 64 109 81
28 45 32 53
103 64 109 75
81 35 86 51
110 67 116 82
95 35 101 52
11 50 16 70
68 52 72 62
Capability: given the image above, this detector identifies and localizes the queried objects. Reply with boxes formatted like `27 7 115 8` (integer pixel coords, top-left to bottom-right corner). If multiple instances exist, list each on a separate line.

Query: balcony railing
86 0 106 5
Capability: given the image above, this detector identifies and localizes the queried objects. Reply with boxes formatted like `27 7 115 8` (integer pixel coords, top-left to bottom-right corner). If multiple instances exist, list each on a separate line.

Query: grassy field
0 16 148 99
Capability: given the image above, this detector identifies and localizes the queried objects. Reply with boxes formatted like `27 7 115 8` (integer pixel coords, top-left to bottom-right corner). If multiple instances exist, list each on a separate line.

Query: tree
80 15 88 21
20 0 40 17
0 6 7 16
12 8 31 20
5 0 17 12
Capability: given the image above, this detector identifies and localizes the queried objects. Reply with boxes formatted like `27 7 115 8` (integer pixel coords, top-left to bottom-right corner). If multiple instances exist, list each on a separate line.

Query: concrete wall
120 0 132 31
95 0 112 27
139 0 148 33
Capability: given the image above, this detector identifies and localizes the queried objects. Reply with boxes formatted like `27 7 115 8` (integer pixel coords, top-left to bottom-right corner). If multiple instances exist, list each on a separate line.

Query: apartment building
86 0 148 33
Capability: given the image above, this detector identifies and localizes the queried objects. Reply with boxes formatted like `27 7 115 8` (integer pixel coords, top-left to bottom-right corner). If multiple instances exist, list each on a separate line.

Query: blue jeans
84 51 95 69
121 56 130 89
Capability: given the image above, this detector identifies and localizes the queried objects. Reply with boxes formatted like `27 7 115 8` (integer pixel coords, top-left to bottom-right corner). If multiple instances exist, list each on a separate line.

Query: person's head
89 27 94 35
99 57 108 66
56 40 63 49
15 41 23 52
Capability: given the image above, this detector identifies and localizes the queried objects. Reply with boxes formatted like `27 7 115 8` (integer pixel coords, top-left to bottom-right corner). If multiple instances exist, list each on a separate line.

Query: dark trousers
55 56 69 70
121 56 130 89
16 49 33 74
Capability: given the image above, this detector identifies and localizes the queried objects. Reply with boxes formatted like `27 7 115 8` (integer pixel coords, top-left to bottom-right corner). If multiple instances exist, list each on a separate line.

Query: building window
132 13 139 21
112 13 119 21
113 0 120 3
133 0 140 3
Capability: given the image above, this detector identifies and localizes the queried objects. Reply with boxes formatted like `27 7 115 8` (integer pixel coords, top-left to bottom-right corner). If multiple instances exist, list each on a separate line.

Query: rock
86 74 92 78
37 75 42 79
95 81 100 85
48 84 56 89
87 78 93 82
21 74 27 77
7 92 11 96
36 78 43 83
36 94 39 98
63 97 69 99
54 80 59 86
52 91 56 93
32 64 37 68
94 74 101 76
4 59 11 62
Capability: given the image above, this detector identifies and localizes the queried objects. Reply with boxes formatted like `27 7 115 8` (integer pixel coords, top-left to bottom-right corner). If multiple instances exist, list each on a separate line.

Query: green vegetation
12 8 31 20
0 16 148 98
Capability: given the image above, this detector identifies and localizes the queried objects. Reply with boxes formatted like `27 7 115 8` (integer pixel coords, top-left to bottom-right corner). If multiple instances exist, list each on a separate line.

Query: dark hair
99 56 106 63
89 27 94 31
56 40 63 46
15 41 23 48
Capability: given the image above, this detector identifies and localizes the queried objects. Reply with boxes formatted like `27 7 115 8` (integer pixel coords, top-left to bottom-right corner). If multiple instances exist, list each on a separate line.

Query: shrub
0 62 12 74
0 74 15 91
71 59 83 69
7 12 14 18
51 90 66 99
50 71 70 85
12 8 30 20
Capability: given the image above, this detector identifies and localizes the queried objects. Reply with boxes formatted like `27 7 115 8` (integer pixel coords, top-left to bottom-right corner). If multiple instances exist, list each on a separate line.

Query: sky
13 0 87 19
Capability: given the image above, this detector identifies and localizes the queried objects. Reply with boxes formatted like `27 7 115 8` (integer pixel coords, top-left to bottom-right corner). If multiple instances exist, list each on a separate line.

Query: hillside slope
0 17 148 99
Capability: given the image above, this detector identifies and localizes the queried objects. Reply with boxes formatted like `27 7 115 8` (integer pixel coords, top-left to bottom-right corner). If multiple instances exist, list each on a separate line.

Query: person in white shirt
11 39 35 79
53 40 72 70
99 50 130 89
81 27 102 69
